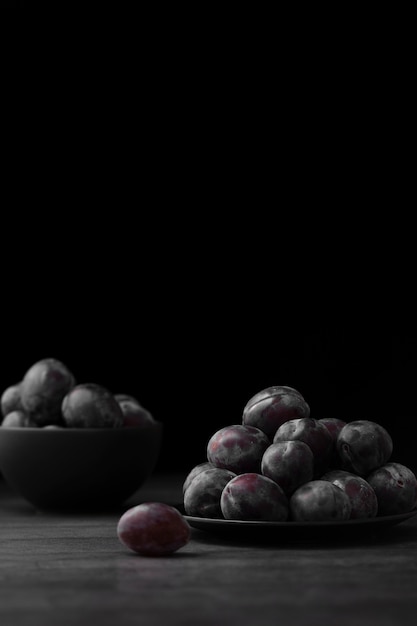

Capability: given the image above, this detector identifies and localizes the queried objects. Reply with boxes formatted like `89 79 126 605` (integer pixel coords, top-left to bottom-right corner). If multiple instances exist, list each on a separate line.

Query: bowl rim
0 421 163 433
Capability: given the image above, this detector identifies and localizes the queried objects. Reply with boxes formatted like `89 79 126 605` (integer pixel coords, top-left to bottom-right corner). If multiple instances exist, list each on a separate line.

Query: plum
61 383 123 428
242 385 310 439
261 440 314 495
336 420 393 476
367 462 417 515
273 418 333 476
1 382 23 417
321 469 378 519
220 472 289 521
1 410 35 428
290 479 352 521
183 467 236 518
319 418 347 468
117 502 191 556
114 393 155 428
20 358 76 426
182 461 215 495
207 424 270 474
319 417 347 440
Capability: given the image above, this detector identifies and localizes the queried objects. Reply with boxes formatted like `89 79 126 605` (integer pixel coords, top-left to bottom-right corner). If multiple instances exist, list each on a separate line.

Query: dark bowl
0 422 162 512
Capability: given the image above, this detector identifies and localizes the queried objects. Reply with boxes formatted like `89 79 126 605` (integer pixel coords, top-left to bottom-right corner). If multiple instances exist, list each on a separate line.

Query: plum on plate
273 418 333 477
220 472 289 521
336 420 393 476
321 469 378 519
261 440 314 495
207 424 270 474
290 479 352 521
366 462 417 515
182 461 215 495
242 385 310 439
183 467 236 518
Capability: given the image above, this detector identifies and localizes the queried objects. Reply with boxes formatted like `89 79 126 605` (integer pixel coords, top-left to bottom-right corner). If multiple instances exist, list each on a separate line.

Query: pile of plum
183 385 417 522
0 358 155 429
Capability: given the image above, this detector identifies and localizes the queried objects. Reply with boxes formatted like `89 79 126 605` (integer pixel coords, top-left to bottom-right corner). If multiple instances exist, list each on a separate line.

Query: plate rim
178 505 417 530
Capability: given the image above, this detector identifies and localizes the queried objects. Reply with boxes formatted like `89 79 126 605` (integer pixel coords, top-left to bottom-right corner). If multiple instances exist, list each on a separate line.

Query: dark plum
1 382 23 417
336 420 393 476
321 469 378 519
290 479 352 521
114 394 155 428
261 440 314 495
273 418 333 476
242 385 310 439
117 502 191 556
319 417 347 440
220 472 289 521
1 410 35 428
20 358 76 426
207 424 270 474
319 418 347 468
367 462 417 515
182 461 215 495
61 383 123 428
183 467 236 518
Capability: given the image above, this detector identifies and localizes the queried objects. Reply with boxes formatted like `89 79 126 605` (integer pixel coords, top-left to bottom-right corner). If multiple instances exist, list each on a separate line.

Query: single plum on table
221 472 289 521
336 420 393 476
273 418 333 477
290 479 352 521
61 383 123 428
182 461 215 495
114 393 155 428
117 502 191 556
207 424 270 474
1 410 35 428
321 469 378 519
242 385 310 440
261 440 314 496
183 467 236 518
366 462 417 515
20 358 76 426
1 382 23 418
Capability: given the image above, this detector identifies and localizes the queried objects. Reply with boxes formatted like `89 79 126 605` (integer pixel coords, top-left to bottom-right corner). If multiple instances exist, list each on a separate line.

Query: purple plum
242 385 310 439
207 424 270 474
117 502 191 556
220 472 289 521
182 461 215 495
367 462 417 515
290 479 352 521
321 469 378 519
336 420 393 476
183 467 236 518
273 418 333 476
261 440 314 495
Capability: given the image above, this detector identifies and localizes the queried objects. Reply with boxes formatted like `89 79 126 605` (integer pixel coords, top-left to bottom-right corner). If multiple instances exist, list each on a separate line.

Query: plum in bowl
0 422 162 512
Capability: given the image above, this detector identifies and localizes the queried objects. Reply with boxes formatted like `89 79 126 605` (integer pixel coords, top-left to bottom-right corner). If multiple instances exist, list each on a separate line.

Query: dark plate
176 505 417 539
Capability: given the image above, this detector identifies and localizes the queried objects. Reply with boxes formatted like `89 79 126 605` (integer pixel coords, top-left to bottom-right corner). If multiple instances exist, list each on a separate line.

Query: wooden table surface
1 471 416 626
